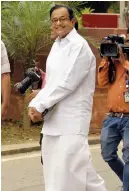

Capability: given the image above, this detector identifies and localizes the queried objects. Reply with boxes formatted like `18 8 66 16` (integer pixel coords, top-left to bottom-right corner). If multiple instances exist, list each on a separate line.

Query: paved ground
2 144 122 191
1 135 101 156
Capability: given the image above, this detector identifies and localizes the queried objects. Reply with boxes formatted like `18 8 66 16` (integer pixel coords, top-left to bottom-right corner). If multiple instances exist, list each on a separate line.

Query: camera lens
100 43 118 57
106 44 116 54
15 77 32 94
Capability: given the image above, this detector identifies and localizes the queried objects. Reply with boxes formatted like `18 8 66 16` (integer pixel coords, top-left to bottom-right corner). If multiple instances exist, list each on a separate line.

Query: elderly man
28 5 107 191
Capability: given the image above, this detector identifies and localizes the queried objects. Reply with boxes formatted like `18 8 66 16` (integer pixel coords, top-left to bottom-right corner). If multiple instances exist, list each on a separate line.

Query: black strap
108 57 116 84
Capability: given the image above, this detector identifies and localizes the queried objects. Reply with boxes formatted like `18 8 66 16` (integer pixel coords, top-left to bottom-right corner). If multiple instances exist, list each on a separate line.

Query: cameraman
98 36 129 191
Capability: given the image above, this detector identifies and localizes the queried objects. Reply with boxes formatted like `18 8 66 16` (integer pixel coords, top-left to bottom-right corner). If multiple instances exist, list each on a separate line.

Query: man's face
51 7 75 39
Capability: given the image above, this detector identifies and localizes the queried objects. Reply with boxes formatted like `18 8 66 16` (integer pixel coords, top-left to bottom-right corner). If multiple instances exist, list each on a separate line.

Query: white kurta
29 28 96 136
29 28 107 191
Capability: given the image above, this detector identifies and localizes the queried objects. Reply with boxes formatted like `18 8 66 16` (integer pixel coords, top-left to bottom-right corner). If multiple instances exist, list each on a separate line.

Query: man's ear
71 18 76 27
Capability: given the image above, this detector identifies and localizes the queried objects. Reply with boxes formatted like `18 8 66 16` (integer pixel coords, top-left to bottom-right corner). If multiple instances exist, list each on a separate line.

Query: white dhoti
42 134 107 191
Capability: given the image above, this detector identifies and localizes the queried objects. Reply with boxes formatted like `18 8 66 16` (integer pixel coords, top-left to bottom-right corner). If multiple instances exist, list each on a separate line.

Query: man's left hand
28 107 42 123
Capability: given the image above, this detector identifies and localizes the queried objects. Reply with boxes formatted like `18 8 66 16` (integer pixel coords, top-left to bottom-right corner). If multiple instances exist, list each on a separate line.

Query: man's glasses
51 17 70 25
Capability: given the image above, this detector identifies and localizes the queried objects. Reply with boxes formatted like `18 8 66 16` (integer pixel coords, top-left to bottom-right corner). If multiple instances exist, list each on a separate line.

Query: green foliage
54 1 86 16
108 2 120 13
75 7 94 29
1 1 97 69
79 2 113 13
1 1 53 69
81 7 95 14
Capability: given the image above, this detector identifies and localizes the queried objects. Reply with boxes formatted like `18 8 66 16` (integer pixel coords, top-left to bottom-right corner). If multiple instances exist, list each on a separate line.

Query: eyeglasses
51 17 70 25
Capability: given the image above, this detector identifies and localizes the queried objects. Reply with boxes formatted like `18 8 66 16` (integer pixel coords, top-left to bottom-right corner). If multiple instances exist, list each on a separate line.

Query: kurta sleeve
29 43 94 113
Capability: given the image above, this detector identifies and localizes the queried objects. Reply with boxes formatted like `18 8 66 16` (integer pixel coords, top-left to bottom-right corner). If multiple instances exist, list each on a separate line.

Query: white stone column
119 1 126 28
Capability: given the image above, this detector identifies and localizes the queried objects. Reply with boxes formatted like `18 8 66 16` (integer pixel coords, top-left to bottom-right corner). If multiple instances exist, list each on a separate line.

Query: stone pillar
119 1 126 28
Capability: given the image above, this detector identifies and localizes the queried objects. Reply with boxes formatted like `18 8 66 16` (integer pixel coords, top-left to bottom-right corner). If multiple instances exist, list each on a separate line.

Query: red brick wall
82 13 119 28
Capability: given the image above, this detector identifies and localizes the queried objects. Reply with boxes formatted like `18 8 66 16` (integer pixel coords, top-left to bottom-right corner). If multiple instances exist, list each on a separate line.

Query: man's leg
101 116 124 182
42 135 88 191
85 148 107 191
121 117 129 191
42 134 107 191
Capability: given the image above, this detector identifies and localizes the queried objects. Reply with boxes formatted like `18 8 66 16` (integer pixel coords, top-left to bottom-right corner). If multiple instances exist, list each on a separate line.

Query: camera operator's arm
1 41 11 119
98 57 109 87
122 59 129 75
34 67 46 88
28 68 46 102
119 48 129 74
1 73 11 119
28 43 95 115
124 60 129 75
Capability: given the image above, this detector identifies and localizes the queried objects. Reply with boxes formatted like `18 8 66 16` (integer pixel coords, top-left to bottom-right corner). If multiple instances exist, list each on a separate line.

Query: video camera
100 34 129 58
15 68 42 94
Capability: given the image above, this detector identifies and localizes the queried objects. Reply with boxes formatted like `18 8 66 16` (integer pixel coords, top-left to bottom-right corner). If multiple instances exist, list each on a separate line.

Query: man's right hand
28 107 42 123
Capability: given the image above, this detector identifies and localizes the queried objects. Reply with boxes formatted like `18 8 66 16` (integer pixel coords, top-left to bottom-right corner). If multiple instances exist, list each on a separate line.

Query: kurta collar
55 28 77 43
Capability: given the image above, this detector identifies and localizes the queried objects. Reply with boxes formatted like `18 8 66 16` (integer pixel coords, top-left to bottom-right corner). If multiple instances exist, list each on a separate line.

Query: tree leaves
2 2 53 68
